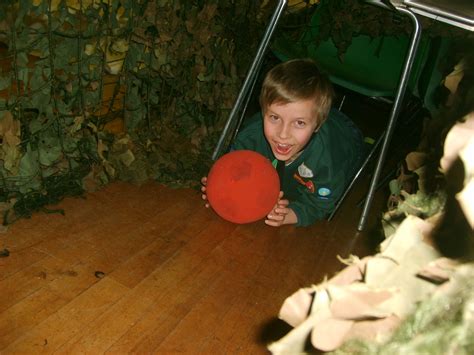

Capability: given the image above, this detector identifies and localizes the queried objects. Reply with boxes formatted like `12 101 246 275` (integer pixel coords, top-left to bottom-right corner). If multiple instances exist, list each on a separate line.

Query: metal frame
358 1 422 231
327 132 385 221
212 0 288 161
358 0 474 231
404 0 474 31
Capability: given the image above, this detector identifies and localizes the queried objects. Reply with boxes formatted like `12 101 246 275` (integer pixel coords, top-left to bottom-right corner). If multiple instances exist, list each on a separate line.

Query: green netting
0 0 268 224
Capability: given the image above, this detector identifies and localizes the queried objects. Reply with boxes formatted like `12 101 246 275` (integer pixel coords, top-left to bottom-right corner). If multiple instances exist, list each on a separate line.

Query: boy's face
263 99 319 162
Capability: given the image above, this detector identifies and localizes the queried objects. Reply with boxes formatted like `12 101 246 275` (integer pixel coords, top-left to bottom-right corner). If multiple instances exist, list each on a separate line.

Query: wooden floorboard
0 178 384 353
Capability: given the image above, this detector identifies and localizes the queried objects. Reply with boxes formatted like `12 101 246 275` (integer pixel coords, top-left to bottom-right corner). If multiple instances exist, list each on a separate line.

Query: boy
202 58 364 227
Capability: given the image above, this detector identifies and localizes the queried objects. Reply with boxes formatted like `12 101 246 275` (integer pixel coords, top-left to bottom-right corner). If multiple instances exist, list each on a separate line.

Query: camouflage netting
1 0 470 227
0 0 272 224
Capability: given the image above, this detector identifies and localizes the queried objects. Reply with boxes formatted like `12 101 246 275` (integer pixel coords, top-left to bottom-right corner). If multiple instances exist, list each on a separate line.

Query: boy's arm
288 173 344 227
230 112 265 152
231 133 249 151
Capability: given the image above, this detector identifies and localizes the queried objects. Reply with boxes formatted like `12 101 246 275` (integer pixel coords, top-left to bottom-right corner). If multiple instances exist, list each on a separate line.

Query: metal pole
358 6 422 231
212 0 288 160
327 132 384 221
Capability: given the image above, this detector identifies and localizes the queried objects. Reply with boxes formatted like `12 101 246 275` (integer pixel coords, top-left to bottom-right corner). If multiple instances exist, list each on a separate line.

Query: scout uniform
232 109 364 226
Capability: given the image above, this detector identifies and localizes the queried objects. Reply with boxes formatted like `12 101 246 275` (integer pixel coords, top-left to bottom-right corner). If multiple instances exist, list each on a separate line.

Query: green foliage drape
3 0 467 224
0 0 267 223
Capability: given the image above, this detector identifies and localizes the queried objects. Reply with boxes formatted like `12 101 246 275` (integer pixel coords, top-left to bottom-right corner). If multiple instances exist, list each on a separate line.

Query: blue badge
318 187 331 197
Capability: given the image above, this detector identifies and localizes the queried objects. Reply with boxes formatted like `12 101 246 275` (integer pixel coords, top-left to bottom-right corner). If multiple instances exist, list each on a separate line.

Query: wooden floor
0 177 384 354
0 90 401 354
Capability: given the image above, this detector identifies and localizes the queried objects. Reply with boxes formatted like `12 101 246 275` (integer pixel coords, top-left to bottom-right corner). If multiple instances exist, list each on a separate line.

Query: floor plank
0 288 67 349
0 178 383 353
3 277 129 352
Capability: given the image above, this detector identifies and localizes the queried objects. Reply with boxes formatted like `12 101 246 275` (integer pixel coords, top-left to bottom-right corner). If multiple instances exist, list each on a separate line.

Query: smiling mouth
275 143 292 155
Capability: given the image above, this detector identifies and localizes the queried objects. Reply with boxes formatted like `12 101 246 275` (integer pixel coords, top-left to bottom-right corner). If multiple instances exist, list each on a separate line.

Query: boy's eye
295 120 306 128
269 115 279 122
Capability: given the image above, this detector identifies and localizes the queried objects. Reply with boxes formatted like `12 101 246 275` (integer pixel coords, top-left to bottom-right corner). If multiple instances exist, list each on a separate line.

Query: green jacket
232 109 363 226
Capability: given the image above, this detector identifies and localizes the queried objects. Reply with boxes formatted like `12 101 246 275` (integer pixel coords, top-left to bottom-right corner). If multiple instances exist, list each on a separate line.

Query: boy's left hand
265 191 298 227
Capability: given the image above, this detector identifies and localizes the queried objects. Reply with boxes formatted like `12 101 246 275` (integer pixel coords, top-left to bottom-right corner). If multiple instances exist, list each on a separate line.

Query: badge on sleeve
298 163 314 178
317 187 331 199
293 163 315 193
293 173 315 193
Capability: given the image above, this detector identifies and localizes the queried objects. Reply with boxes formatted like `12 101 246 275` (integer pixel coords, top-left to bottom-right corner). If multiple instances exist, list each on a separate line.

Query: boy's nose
278 124 290 139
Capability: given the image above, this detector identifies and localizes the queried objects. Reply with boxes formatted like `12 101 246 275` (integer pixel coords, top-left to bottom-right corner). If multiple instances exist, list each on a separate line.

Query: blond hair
259 59 334 127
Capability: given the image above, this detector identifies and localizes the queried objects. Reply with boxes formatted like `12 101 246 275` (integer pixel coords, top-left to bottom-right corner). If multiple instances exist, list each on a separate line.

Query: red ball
207 150 280 224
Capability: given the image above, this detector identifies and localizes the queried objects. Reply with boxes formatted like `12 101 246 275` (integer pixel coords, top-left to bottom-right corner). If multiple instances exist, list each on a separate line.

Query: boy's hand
200 177 210 208
265 191 298 227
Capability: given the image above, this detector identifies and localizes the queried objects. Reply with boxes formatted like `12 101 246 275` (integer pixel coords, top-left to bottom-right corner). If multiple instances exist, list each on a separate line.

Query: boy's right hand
265 191 297 227
200 177 210 208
